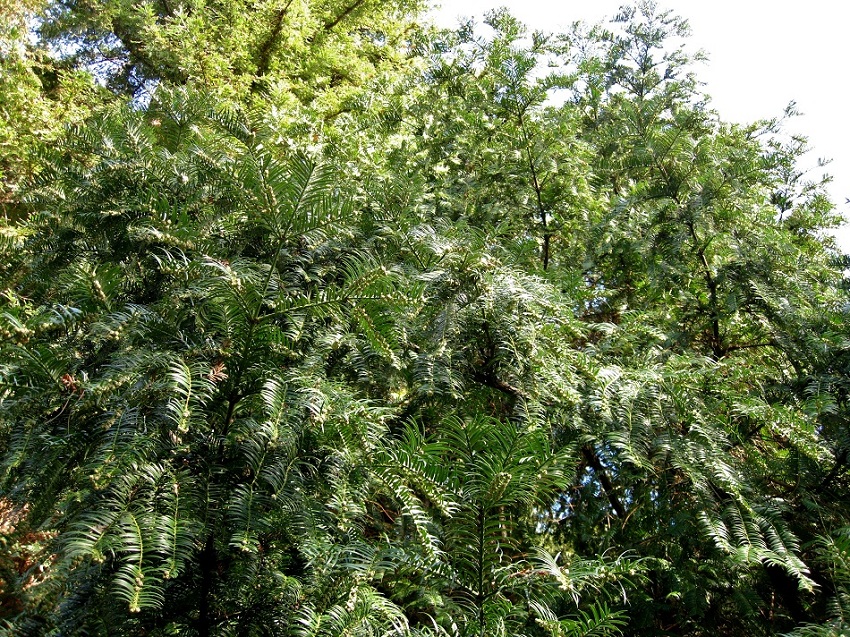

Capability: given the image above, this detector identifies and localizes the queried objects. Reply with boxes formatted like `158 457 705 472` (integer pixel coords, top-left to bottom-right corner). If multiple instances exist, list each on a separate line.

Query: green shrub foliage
1 2 849 636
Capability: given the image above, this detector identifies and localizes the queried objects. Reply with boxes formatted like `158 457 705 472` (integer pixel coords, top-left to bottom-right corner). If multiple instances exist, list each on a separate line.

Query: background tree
37 0 425 109
0 0 106 218
365 4 850 634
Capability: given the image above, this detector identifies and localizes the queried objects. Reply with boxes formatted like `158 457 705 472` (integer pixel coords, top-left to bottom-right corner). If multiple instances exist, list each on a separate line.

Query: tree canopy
1 2 849 636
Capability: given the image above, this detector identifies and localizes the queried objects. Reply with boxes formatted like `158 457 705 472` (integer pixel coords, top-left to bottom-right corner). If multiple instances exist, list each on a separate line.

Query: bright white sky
429 1 850 251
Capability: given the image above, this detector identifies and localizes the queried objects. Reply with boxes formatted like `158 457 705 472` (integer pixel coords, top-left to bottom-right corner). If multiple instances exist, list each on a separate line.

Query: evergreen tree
1 2 849 636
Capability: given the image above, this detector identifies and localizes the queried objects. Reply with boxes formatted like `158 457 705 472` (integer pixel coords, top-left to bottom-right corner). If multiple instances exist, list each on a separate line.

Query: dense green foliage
2 2 849 636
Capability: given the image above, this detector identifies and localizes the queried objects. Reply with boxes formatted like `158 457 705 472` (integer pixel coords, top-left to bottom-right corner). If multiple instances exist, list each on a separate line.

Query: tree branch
252 0 294 86
472 370 525 400
724 340 778 354
582 445 627 518
685 217 724 358
516 103 551 270
323 0 367 32
815 447 849 494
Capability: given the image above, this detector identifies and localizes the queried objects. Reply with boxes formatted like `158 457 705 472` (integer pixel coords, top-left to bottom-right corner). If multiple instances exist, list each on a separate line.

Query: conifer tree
1 2 849 636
